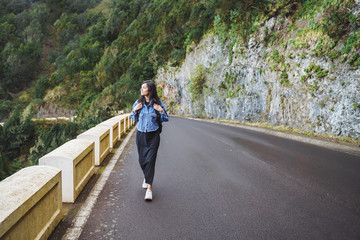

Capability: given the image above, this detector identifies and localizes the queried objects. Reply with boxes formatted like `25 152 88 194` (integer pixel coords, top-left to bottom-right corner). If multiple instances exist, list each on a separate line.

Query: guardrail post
39 138 95 203
77 126 110 166
0 166 62 240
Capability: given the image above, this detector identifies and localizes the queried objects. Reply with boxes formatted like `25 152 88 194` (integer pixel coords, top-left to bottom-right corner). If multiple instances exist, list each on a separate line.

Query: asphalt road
78 116 360 240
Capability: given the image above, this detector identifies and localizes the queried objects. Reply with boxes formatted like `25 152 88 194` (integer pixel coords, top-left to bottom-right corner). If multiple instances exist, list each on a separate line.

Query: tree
0 108 35 180
1 41 42 93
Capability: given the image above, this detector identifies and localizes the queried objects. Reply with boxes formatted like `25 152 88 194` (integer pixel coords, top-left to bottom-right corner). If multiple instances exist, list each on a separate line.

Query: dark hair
138 80 161 105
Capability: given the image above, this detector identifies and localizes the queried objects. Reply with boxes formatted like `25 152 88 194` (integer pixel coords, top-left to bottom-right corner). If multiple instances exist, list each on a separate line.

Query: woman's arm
130 100 141 121
159 101 169 122
153 101 169 122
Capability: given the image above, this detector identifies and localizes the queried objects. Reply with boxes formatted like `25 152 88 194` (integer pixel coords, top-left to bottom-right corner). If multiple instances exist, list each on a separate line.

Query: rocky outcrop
155 15 360 139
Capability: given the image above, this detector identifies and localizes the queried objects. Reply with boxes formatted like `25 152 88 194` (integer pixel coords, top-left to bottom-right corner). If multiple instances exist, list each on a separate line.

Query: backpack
155 110 162 133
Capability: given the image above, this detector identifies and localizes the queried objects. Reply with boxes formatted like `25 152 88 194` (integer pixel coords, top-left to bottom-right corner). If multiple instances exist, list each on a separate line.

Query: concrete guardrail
120 117 126 137
0 113 135 239
110 114 132 139
97 118 120 149
127 115 132 129
39 138 95 203
0 166 62 240
77 126 110 166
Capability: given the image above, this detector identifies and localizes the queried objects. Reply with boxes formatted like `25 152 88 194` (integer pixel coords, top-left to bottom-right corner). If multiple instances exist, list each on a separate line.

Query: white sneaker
145 188 152 201
142 179 149 189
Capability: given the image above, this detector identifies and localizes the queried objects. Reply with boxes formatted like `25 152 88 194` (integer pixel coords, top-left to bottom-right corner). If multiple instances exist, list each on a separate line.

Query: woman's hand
133 102 143 113
153 104 163 113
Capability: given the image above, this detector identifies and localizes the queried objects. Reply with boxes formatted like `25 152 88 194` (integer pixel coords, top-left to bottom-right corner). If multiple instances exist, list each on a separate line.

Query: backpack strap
155 110 162 133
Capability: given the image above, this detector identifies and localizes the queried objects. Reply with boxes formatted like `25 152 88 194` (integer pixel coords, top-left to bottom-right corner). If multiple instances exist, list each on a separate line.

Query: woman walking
130 80 169 201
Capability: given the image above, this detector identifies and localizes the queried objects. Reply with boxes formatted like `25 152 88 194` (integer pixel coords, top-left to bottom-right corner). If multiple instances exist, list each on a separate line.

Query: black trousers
136 129 160 186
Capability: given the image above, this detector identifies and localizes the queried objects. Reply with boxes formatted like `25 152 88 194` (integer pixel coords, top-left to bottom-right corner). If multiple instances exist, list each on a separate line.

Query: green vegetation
293 0 359 66
1 0 360 178
269 50 284 64
218 69 244 99
280 72 290 85
0 108 35 179
308 81 320 96
263 51 268 59
214 0 269 60
264 30 281 47
1 0 358 117
342 32 360 55
0 104 112 180
286 24 297 33
0 0 228 178
220 71 237 88
353 102 360 110
1 0 223 118
301 64 329 83
28 121 79 166
188 64 207 102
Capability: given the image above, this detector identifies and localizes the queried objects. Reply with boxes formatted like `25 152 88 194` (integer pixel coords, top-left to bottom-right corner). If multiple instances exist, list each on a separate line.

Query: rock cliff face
155 14 360 139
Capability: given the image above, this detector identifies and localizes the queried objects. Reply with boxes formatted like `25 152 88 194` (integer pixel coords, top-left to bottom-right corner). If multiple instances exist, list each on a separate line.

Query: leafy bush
169 48 186 66
0 108 35 180
188 64 207 102
269 50 284 63
0 100 12 120
322 9 353 39
304 64 329 79
77 107 113 131
342 32 360 54
0 41 42 93
28 121 79 163
280 72 289 85
34 76 50 99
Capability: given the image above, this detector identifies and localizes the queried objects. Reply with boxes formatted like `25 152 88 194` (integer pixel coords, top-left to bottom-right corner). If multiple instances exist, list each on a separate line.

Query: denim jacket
130 99 169 132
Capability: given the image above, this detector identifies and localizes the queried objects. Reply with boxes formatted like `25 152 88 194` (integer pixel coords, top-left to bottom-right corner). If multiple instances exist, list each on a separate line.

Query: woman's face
141 83 149 97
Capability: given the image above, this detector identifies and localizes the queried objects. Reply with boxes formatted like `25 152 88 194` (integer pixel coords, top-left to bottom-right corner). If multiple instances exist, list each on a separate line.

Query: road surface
77 116 360 239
